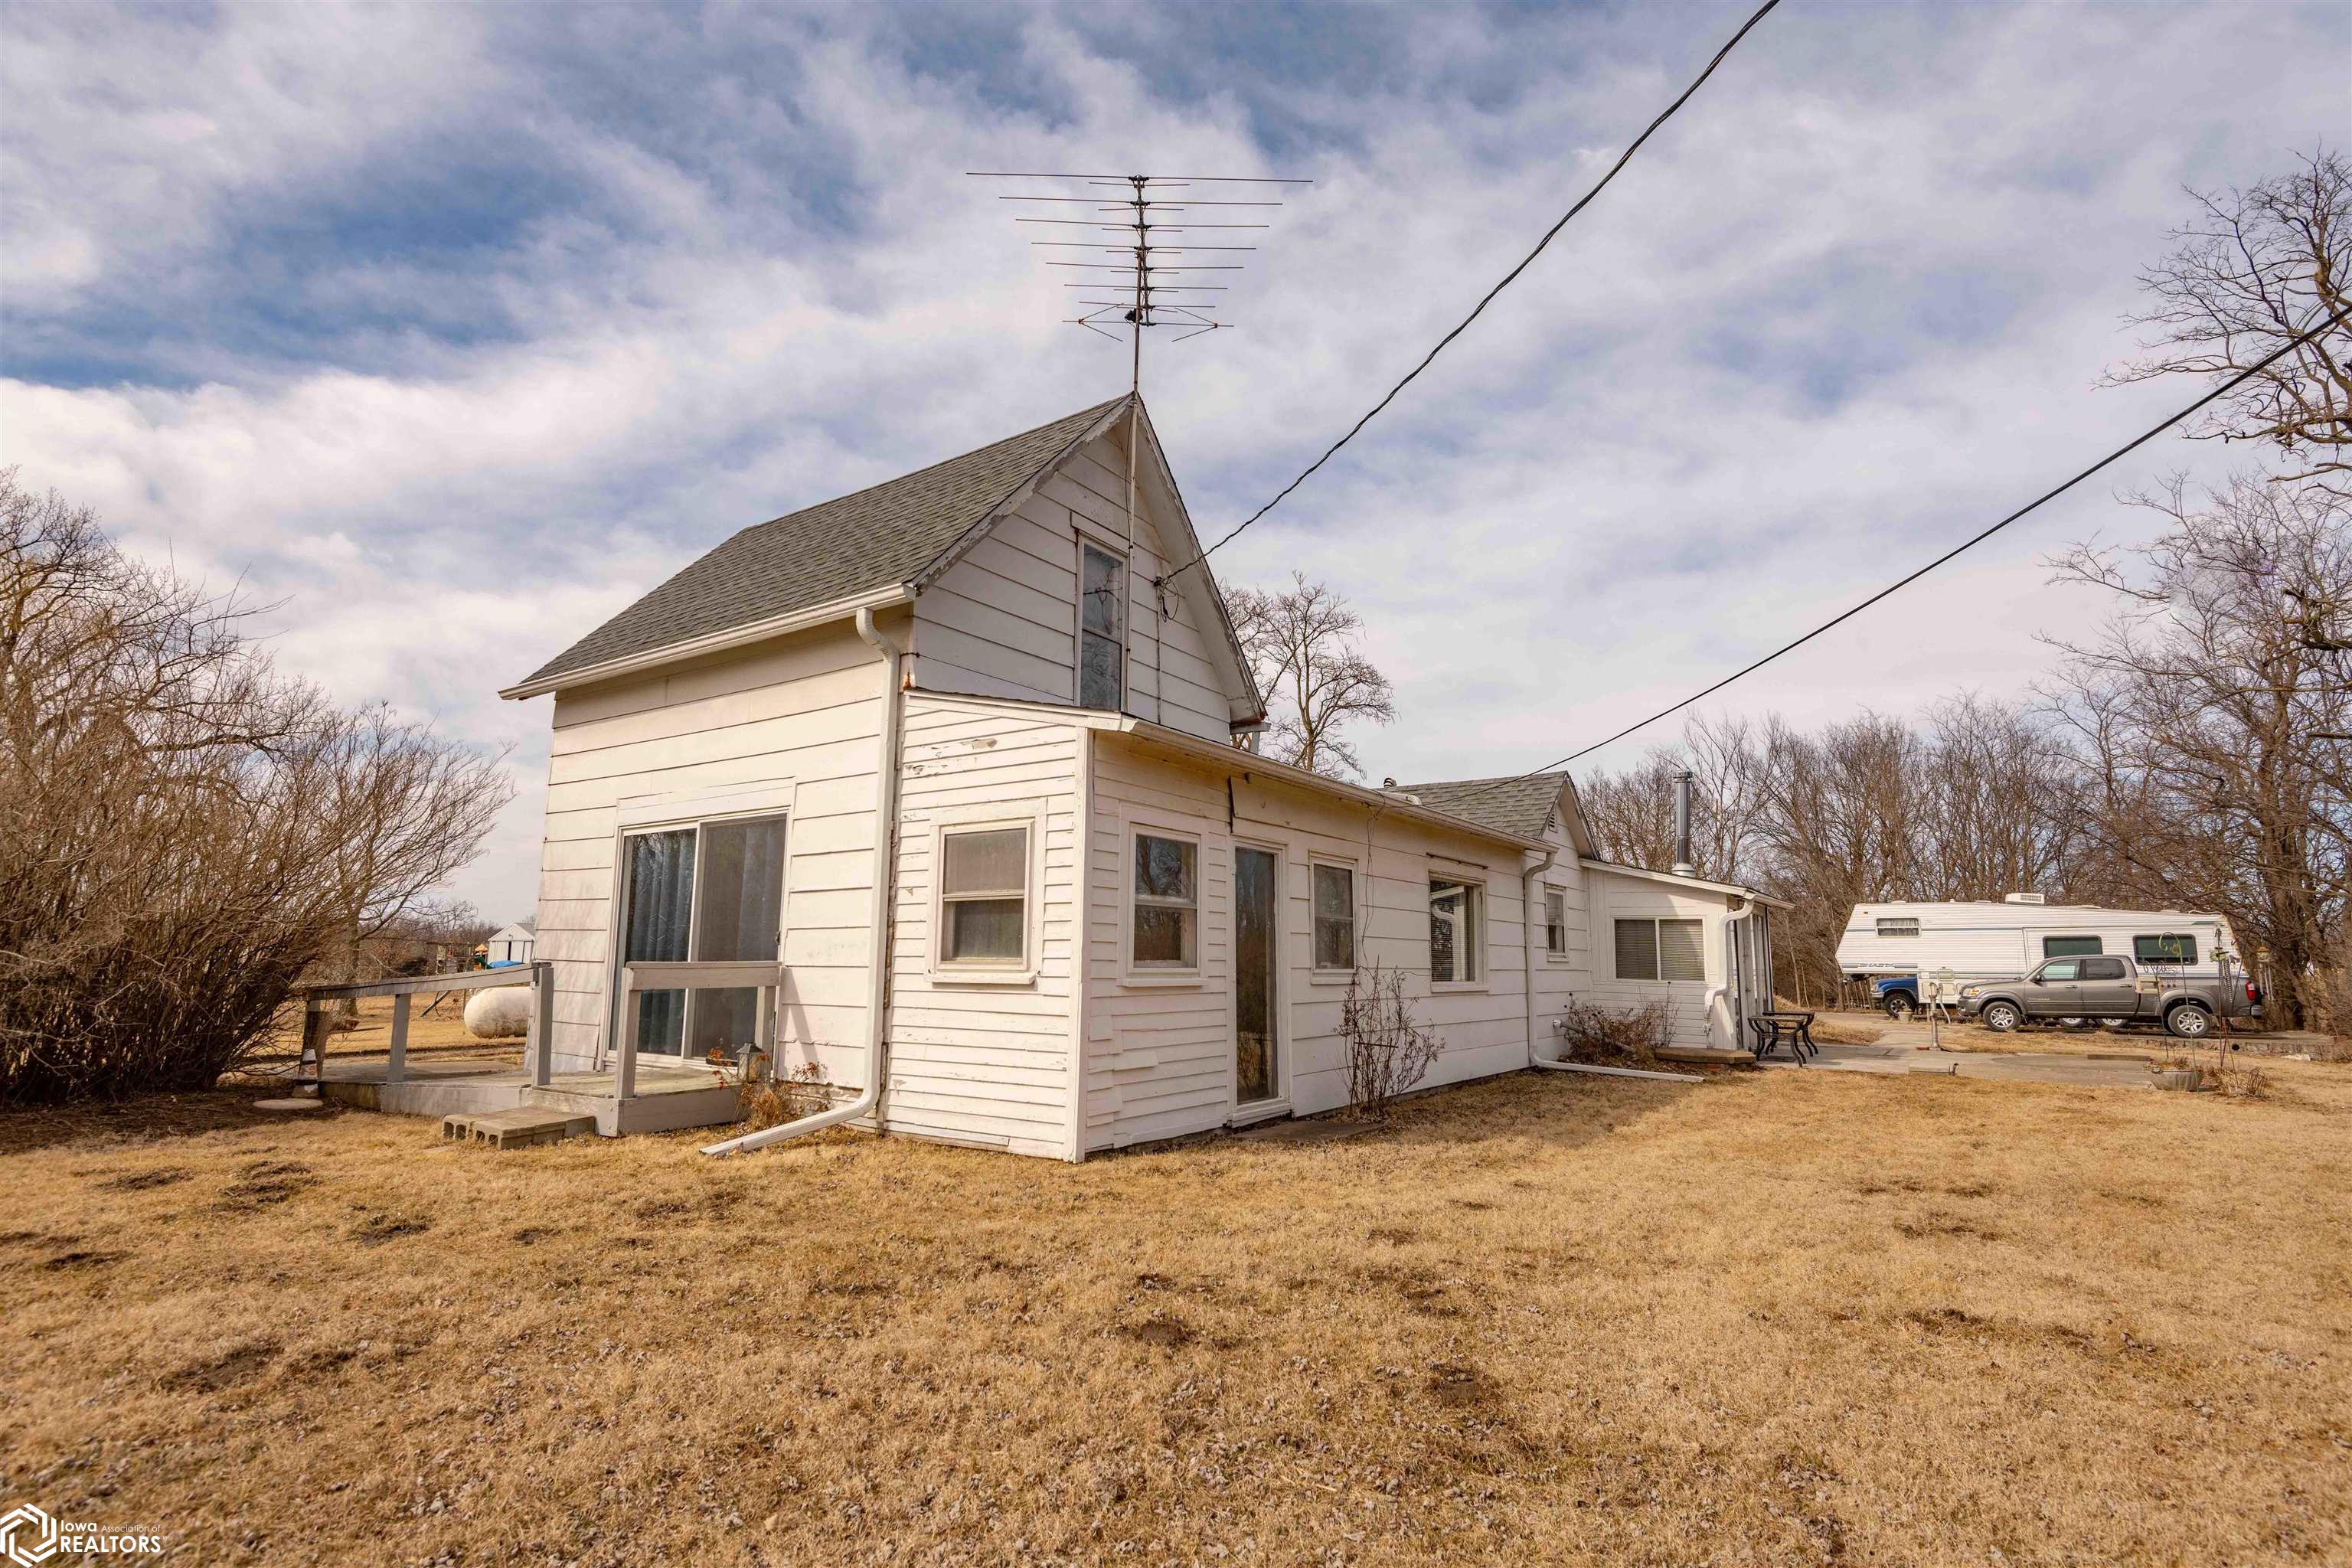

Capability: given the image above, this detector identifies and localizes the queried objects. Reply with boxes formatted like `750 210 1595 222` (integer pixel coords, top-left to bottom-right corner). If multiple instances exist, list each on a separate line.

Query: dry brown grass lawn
3 1062 2348 1566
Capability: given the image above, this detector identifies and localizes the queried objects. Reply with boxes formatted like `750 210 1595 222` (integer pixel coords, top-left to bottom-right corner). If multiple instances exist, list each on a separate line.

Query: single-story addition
486 919 537 966
499 394 1785 1158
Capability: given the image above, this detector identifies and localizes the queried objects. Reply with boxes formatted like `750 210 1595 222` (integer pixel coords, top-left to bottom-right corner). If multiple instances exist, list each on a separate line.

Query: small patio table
1749 1010 1818 1064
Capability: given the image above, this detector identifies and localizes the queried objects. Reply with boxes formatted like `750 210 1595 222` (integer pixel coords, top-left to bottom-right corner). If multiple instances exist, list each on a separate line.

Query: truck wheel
2165 1002 2213 1040
1883 993 1915 1023
1981 1001 2021 1033
2059 1017 2094 1031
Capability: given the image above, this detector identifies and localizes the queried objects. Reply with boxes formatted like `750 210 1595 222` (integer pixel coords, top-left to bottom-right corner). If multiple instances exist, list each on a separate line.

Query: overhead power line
1156 0 1783 590
1452 300 2352 802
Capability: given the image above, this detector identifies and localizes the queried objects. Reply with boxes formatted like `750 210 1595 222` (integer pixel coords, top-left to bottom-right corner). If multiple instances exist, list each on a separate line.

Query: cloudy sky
4 0 2345 920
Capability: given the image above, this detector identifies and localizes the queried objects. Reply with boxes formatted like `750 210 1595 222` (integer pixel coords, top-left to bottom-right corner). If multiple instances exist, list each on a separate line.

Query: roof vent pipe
1670 769 1696 877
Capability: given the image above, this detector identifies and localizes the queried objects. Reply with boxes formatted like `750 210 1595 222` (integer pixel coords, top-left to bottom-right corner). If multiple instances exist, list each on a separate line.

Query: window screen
1312 863 1356 971
1659 919 1704 982
2043 935 2102 958
1080 544 1125 710
1132 833 1197 966
941 826 1027 963
2134 933 2198 965
1614 919 1658 982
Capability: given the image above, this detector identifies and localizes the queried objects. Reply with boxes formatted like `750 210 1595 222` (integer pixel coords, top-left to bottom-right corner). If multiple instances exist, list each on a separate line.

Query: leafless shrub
1555 996 1671 1067
1341 961 1440 1121
733 1053 835 1130
0 473 512 1102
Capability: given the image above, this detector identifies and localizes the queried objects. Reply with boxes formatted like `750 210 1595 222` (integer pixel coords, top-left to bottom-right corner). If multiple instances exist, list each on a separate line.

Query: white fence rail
296 963 557 1088
613 961 786 1102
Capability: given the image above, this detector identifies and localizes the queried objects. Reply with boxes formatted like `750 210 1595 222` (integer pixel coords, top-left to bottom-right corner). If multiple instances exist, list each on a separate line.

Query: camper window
1875 917 1919 937
2043 935 2102 958
2134 933 2198 965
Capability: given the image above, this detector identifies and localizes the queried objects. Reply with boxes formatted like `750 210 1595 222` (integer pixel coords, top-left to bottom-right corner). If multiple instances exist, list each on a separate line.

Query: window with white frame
1312 861 1356 971
939 825 1029 966
1079 542 1126 710
1614 917 1704 982
1876 916 1920 937
1132 832 1198 967
1429 878 1481 983
1544 890 1568 956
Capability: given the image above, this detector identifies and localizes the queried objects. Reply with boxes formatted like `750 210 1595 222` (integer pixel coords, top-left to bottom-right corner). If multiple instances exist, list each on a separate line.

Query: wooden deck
309 1052 745 1136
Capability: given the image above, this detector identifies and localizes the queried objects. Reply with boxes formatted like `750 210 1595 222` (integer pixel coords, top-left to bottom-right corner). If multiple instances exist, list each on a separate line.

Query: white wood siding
913 426 1241 745
529 619 893 1080
1083 737 1576 1151
1579 870 1738 1050
886 695 1083 1158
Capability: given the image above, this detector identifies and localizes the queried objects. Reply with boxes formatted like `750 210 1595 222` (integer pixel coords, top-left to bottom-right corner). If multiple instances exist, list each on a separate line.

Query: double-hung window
1132 832 1198 968
1429 878 1481 984
1080 543 1126 710
1312 862 1357 971
939 825 1029 968
1544 890 1568 956
1614 917 1704 982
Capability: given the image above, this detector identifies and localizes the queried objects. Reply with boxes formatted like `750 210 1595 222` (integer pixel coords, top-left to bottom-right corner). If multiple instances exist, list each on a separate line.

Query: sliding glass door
617 814 786 1060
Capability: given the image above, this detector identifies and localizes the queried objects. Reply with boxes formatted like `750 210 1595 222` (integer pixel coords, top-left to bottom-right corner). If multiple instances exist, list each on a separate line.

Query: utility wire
1157 0 1782 590
1451 301 2352 802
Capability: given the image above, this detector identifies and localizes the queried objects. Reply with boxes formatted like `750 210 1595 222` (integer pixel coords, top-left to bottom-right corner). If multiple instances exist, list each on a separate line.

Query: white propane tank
463 985 533 1039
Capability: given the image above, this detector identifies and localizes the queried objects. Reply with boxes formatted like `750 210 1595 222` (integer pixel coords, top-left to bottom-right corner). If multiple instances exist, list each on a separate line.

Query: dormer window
1080 542 1126 710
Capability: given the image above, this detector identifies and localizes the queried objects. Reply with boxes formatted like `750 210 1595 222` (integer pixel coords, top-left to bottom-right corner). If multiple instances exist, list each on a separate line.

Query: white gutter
702 605 905 1156
501 585 912 701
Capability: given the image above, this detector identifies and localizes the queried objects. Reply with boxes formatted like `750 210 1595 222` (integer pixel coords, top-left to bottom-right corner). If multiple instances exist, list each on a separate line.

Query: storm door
1234 847 1280 1106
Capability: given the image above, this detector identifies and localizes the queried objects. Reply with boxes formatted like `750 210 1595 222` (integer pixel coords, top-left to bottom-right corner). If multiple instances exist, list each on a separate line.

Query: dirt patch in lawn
2 1059 2348 1566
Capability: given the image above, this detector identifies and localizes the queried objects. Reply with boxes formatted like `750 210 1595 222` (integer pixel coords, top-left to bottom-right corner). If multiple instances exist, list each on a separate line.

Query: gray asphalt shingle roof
1391 775 1566 843
518 396 1129 688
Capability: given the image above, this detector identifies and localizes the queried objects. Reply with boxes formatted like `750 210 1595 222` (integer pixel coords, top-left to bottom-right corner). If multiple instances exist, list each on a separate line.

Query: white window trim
1075 535 1129 713
1307 854 1361 985
1119 815 1206 988
1612 915 1709 985
600 781 798 1066
1427 872 1488 992
1543 884 1573 962
926 799 1049 986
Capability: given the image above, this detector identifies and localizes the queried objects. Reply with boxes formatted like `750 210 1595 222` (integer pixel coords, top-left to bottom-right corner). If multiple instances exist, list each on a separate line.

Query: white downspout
702 606 905 1156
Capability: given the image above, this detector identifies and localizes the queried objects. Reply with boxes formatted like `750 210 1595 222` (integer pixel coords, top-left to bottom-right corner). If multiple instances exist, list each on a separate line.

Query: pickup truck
1955 955 2259 1038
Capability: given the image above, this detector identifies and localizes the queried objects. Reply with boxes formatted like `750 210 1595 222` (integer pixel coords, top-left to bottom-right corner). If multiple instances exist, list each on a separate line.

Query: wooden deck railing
612 961 786 1102
296 962 557 1088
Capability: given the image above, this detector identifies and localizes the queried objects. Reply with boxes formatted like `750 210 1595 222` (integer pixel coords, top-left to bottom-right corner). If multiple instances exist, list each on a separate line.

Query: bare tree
2041 473 2352 1029
0 472 514 1101
2109 149 2352 487
1228 572 1396 779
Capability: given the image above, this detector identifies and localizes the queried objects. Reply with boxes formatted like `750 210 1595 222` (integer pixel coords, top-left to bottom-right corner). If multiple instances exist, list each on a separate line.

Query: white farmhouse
500 397 1785 1157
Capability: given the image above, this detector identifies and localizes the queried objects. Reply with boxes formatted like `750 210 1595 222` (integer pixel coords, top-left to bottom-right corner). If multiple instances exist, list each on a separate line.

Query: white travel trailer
1836 894 2242 1019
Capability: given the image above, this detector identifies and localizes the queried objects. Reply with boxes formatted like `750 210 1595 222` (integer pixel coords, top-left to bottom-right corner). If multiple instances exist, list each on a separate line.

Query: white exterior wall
1082 736 1576 1152
529 617 894 1080
885 694 1086 1158
1579 868 1740 1051
913 425 1238 746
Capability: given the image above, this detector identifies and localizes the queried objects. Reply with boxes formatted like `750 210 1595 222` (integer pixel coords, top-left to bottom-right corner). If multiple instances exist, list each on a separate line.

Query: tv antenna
967 170 1311 394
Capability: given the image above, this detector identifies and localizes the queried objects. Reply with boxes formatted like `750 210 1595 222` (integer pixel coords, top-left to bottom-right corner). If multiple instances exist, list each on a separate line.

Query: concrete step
440 1107 596 1149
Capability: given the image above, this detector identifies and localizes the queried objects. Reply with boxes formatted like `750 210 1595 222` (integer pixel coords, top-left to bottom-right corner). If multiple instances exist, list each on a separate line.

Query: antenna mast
966 169 1310 394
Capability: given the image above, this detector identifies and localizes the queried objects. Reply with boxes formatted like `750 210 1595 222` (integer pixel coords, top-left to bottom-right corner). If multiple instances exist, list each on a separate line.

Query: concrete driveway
1766 1018 2161 1088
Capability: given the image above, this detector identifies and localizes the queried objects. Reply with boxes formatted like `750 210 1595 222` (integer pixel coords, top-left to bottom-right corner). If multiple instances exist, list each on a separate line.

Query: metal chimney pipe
1671 769 1696 877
